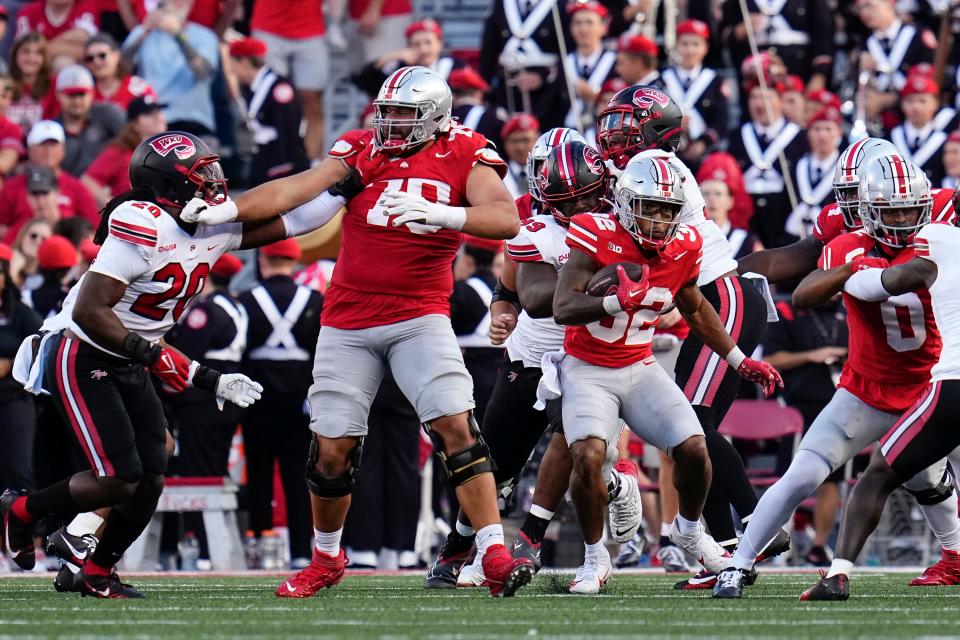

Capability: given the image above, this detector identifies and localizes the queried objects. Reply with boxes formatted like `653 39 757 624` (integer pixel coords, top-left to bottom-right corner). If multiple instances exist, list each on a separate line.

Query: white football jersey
626 150 738 285
43 200 243 356
915 223 960 381
504 214 569 368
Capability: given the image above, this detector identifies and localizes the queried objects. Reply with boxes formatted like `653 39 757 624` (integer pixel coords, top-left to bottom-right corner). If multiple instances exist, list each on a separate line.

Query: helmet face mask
614 157 685 250
859 155 932 249
372 66 452 154
526 127 586 200
832 137 899 229
596 85 683 169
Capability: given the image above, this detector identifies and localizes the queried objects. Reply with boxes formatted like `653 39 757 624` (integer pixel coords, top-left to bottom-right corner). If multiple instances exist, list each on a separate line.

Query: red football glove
613 264 651 312
737 357 784 398
149 348 191 392
849 255 888 273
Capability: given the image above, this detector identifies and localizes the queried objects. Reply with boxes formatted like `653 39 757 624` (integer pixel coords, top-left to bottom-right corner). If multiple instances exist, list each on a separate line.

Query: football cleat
669 520 731 573
275 548 346 598
46 527 98 572
569 550 613 594
54 565 81 593
78 567 144 599
609 459 643 543
456 557 487 587
755 528 791 563
1 489 35 570
712 567 750 599
909 548 960 586
675 567 759 590
656 542 689 572
482 544 534 597
424 531 474 589
799 570 849 601
615 533 648 568
510 531 542 573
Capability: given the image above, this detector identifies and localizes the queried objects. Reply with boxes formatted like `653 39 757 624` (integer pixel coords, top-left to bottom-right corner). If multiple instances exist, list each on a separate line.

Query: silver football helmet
614 156 685 250
526 128 586 201
372 66 453 153
859 156 932 249
832 137 899 229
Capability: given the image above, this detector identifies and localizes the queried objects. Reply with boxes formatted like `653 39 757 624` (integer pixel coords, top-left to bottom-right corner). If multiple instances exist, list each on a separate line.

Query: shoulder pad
671 223 703 250
916 221 958 259
820 230 872 269
329 129 371 159
473 146 507 178
108 200 161 249
567 213 618 255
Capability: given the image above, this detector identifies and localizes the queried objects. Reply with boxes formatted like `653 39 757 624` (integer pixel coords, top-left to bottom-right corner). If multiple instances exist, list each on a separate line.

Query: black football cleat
424 531 474 589
712 567 751 599
46 527 98 569
79 567 145 599
510 531 542 574
54 565 81 593
800 570 849 601
755 529 791 563
1 489 35 570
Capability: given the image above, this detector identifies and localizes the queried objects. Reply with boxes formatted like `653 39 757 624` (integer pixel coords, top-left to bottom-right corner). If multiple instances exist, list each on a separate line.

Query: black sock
25 478 78 520
90 508 150 569
702 484 739 545
520 513 551 545
446 530 474 555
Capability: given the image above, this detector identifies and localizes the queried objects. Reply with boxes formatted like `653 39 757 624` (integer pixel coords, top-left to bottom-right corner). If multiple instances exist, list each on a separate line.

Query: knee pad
427 414 495 487
304 436 363 498
907 469 955 506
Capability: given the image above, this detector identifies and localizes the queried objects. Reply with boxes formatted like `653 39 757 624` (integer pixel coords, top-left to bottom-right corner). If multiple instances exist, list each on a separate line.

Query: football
586 262 646 296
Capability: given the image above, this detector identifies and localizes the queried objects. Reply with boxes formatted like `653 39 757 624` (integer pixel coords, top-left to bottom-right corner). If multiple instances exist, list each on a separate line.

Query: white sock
314 528 342 556
530 504 554 521
66 512 104 537
475 524 504 556
585 541 607 559
826 558 854 578
920 492 960 552
455 519 476 537
660 522 671 538
730 450 832 570
674 514 699 536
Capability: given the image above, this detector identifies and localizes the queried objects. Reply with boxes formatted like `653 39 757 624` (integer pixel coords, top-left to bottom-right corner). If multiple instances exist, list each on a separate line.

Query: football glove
214 374 263 410
384 191 466 231
736 358 783 398
180 197 239 225
149 348 191 392
604 264 651 314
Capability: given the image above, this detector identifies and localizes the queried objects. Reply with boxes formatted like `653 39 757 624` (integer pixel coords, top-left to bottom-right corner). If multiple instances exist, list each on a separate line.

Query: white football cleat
569 550 612 594
608 461 643 543
456 556 487 587
668 519 731 574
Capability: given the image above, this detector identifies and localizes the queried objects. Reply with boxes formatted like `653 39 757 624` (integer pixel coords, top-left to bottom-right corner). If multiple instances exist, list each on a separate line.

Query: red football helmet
595 85 684 170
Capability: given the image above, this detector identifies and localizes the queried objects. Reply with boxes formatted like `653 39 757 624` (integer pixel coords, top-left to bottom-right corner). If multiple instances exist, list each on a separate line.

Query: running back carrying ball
586 262 646 296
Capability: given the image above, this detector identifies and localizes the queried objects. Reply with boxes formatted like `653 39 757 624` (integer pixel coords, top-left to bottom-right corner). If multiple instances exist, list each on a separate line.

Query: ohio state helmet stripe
889 155 908 195
383 68 412 100
842 138 867 181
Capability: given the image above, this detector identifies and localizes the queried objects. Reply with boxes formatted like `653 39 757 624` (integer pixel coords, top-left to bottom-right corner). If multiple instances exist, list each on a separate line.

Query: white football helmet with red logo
859 155 932 248
526 127 586 201
372 66 452 153
614 156 685 250
832 137 899 229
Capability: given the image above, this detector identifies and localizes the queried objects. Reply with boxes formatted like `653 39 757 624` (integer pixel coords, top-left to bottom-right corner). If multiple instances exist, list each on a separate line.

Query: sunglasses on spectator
84 51 110 62
29 232 49 240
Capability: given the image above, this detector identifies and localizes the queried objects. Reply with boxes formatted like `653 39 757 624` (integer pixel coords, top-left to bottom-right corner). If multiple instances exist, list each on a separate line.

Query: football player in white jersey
799 220 960 600
594 85 791 585
0 132 342 597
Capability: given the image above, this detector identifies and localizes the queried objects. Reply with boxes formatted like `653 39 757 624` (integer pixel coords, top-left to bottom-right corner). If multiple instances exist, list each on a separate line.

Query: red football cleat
910 549 960 586
275 548 346 598
481 543 534 597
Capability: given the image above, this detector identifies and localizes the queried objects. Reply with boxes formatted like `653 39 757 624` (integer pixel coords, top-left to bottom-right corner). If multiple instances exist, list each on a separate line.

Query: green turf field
1 572 959 639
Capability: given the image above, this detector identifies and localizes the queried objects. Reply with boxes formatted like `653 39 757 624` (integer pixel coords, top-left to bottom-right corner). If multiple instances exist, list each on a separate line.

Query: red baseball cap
806 88 841 111
261 238 302 260
600 77 628 96
617 34 658 57
37 235 78 270
807 106 842 126
212 253 244 277
501 113 540 140
784 75 804 94
901 73 939 98
745 78 787 96
448 67 489 92
948 130 960 144
229 37 268 58
676 18 710 40
405 18 443 40
0 243 12 262
566 0 609 19
79 238 99 263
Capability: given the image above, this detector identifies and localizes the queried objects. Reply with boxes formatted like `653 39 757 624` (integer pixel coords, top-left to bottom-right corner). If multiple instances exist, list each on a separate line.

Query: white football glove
215 373 263 410
383 190 467 231
180 197 239 225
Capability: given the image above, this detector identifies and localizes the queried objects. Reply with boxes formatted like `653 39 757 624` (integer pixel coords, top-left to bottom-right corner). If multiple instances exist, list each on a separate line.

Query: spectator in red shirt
7 32 55 137
0 119 98 243
251 0 328 160
14 0 99 64
346 0 413 65
116 0 238 37
83 32 156 111
82 94 165 206
0 75 25 182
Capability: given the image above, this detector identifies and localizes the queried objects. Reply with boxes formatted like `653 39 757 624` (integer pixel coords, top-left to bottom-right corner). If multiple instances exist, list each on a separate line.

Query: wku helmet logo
149 134 197 161
583 146 603 175
632 88 670 110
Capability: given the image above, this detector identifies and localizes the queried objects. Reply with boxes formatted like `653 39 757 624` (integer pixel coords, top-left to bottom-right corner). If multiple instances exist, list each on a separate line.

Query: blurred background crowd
0 0 953 572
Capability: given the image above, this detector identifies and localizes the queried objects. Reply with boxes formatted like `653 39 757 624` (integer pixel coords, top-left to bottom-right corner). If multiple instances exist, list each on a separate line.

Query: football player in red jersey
552 156 782 593
715 156 960 598
181 66 531 597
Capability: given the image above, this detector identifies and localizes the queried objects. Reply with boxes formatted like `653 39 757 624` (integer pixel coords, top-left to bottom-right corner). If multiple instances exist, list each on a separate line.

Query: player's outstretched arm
844 257 938 301
552 249 613 325
793 262 853 309
736 235 822 283
517 261 560 318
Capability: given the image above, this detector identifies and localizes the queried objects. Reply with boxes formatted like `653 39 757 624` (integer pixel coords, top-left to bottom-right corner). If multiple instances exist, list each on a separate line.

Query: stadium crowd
0 0 956 592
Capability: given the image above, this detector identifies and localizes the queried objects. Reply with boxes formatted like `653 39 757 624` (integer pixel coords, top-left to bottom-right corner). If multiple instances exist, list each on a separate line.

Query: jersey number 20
131 263 210 322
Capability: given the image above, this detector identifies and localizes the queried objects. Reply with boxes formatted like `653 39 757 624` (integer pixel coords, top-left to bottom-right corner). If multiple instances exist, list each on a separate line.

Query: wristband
446 206 467 231
602 295 622 315
725 346 746 369
491 278 521 313
843 268 890 302
187 360 221 392
121 332 160 366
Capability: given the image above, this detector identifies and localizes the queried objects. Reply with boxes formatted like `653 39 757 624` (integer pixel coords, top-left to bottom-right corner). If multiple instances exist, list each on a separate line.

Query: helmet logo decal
583 146 603 175
382 67 414 100
843 138 866 180
149 134 196 161
632 87 670 110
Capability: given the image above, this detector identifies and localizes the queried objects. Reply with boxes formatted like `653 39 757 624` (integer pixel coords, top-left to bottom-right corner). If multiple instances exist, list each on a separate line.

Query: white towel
741 272 780 323
534 350 565 410
13 332 55 395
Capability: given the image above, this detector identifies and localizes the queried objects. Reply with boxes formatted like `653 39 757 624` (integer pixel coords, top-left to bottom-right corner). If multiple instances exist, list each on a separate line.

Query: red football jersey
323 125 507 329
94 75 156 111
563 213 703 368
15 1 98 40
819 230 941 413
931 187 956 224
812 203 846 245
516 192 533 221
